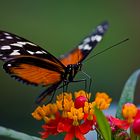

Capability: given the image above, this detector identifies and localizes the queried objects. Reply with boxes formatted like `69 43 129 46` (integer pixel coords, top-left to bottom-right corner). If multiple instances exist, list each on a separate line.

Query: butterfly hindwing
59 21 109 66
3 56 65 86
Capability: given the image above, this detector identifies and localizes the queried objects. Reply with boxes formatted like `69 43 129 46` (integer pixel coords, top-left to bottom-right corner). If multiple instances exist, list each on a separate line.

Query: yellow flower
32 106 46 120
32 103 58 123
67 107 84 126
42 104 58 115
56 92 74 117
84 102 95 120
32 91 111 124
122 103 138 123
56 92 73 110
93 92 112 110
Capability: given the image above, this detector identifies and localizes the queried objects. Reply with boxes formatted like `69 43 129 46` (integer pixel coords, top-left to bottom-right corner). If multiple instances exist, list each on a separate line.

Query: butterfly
0 22 108 104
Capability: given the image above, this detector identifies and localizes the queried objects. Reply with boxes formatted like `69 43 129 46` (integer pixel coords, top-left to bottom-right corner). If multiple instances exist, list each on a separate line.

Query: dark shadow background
0 0 140 139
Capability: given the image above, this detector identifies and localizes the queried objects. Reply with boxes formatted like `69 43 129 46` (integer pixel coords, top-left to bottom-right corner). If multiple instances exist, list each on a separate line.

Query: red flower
40 112 61 139
108 116 130 130
58 118 94 140
132 109 140 135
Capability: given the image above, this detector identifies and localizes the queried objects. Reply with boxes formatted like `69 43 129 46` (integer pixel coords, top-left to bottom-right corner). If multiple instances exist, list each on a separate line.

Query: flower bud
74 96 87 109
132 109 140 135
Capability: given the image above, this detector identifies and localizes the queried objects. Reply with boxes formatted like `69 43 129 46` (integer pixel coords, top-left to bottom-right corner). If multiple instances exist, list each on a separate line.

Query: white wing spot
27 50 34 54
4 32 10 36
84 44 92 50
1 45 11 50
78 44 92 50
91 35 102 42
17 42 26 45
0 38 5 41
11 43 23 47
11 41 37 48
97 25 104 33
41 50 47 54
78 44 83 50
6 36 13 39
7 64 12 67
2 57 7 60
17 41 37 46
27 42 37 46
35 51 43 54
10 50 20 55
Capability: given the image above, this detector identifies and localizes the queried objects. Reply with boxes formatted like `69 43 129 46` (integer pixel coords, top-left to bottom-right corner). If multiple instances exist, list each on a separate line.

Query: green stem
130 127 140 140
0 126 41 140
95 128 104 140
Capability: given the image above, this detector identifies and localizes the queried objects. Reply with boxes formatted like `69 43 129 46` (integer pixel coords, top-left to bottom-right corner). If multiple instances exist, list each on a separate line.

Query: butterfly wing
3 55 65 86
59 21 109 66
3 55 65 104
0 31 66 103
0 30 66 85
0 31 63 66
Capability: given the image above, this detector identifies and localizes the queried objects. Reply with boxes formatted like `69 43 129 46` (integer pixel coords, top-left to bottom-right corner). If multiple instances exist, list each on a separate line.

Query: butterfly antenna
84 38 129 63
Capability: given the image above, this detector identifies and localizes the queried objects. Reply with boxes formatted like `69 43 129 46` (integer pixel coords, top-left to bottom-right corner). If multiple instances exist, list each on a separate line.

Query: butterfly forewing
0 31 64 67
59 21 109 66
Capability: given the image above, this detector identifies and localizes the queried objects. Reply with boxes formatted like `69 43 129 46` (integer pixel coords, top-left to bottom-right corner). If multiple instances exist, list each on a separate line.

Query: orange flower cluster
32 90 112 140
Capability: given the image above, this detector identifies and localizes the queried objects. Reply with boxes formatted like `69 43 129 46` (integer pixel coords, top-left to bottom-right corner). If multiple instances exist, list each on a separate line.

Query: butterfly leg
72 71 92 101
71 79 87 91
61 81 69 107
56 82 68 90
81 70 92 93
36 82 61 104
62 81 69 92
71 79 90 101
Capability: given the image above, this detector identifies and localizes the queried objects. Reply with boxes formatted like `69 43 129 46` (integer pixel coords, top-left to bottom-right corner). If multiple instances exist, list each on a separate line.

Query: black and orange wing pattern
3 56 65 86
59 21 108 66
0 31 65 86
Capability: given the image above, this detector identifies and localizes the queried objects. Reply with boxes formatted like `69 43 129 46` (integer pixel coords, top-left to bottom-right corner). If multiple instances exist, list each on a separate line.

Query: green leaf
0 126 41 140
116 69 140 119
94 107 111 140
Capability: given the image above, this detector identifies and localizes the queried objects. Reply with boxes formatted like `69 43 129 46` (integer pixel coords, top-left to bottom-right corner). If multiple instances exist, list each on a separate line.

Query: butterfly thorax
63 63 82 82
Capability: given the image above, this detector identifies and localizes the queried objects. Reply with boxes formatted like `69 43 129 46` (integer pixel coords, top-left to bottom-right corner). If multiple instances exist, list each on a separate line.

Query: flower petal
58 119 72 132
64 127 75 140
108 116 130 130
75 127 86 140
79 120 94 134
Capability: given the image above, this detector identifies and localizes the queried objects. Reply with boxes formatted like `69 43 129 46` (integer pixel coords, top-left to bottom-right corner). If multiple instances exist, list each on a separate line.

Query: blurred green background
0 0 140 139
